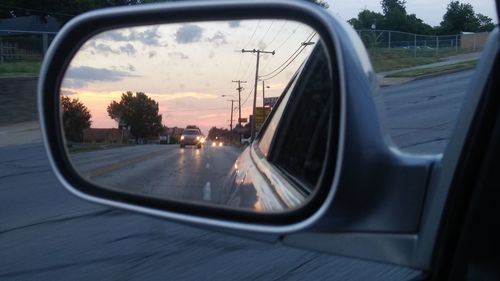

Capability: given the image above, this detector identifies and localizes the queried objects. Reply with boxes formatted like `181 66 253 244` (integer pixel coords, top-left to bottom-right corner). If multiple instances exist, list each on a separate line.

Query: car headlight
196 136 200 140
212 142 216 147
180 135 184 140
200 137 205 143
219 142 223 147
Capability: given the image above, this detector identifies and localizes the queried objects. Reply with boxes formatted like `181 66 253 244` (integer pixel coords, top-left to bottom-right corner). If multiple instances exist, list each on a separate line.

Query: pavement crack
260 256 318 281
0 169 51 180
0 209 118 235
0 252 162 279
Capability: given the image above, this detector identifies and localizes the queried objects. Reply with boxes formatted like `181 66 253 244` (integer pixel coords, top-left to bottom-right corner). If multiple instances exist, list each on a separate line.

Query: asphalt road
380 70 473 153
0 70 472 280
70 145 240 203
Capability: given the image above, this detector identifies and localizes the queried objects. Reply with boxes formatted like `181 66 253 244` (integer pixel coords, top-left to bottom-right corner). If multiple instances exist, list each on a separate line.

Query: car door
36 1 499 279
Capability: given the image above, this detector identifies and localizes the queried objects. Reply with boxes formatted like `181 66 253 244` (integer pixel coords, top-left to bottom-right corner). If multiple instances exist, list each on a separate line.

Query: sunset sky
61 19 316 134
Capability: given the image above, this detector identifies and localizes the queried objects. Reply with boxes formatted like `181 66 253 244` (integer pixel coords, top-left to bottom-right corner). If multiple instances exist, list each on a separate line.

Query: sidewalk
378 52 481 87
0 121 41 147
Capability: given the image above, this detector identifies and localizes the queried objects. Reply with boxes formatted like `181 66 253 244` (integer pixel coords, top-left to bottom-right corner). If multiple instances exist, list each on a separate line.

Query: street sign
255 107 272 131
238 118 248 123
263 96 279 107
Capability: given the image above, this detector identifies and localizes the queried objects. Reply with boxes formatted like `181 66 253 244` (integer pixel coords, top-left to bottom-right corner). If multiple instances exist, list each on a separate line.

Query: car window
269 45 333 191
184 130 199 135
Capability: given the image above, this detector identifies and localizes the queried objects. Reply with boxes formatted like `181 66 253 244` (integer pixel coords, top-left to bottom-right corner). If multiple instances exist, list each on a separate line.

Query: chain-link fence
357 29 487 57
0 30 57 63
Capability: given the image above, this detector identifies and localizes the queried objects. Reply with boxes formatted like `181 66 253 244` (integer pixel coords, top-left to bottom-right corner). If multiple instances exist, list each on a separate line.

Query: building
461 32 489 51
0 15 61 62
83 128 130 144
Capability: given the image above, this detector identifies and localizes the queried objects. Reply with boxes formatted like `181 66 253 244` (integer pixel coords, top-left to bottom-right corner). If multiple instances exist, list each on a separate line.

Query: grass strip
387 60 479 78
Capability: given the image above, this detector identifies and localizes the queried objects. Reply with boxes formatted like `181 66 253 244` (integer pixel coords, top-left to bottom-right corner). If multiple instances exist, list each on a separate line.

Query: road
70 145 240 203
0 70 472 280
381 70 472 153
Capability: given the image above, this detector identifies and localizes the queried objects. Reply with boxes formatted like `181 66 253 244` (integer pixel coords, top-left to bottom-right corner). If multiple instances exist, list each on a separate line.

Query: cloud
206 31 227 46
228 21 241 28
175 24 203 44
148 50 157 58
153 91 216 101
60 89 78 96
98 27 162 46
208 50 215 59
83 41 119 56
62 66 138 88
127 64 136 72
119 43 136 56
168 52 189 59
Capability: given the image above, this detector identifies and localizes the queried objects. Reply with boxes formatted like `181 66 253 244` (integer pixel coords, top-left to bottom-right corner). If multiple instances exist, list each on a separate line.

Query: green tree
348 1 433 35
439 1 480 34
107 91 163 143
381 0 407 30
476 13 496 32
348 9 386 30
61 96 92 142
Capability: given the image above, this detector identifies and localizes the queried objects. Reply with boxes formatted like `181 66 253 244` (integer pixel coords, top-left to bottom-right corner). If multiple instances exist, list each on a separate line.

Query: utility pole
227 99 237 131
241 48 275 140
231 80 246 126
261 80 270 107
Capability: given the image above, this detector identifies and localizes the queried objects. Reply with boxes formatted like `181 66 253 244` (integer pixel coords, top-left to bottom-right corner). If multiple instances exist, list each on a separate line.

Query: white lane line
203 182 211 201
205 162 210 169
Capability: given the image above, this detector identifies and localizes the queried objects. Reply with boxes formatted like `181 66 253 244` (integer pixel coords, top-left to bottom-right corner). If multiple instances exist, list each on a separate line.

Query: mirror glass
60 19 325 213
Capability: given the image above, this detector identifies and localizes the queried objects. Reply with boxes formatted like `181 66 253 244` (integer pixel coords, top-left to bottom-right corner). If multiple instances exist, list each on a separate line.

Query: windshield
184 130 199 135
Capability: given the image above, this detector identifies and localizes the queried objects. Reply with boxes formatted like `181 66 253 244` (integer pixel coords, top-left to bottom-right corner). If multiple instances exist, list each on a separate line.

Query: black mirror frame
38 0 344 233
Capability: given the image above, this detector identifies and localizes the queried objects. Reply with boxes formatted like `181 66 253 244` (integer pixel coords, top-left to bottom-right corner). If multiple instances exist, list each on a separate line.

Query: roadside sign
255 107 272 131
238 118 248 123
264 96 279 107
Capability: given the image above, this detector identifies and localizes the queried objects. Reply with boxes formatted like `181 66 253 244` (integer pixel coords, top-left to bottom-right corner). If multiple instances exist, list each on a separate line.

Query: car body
180 128 204 148
37 1 500 280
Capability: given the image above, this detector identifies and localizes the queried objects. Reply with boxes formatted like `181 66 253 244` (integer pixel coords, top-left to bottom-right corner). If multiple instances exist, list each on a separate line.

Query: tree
348 10 386 30
61 96 92 142
381 0 407 30
476 13 496 32
439 1 480 34
107 91 163 143
348 1 433 35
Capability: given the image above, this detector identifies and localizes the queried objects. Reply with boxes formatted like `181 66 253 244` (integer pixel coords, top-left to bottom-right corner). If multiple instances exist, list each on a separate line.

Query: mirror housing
39 0 345 233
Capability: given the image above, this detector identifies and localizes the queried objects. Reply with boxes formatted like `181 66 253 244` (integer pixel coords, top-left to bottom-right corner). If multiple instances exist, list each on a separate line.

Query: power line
239 21 274 81
265 21 287 49
260 32 315 78
236 20 260 80
261 34 316 81
275 23 301 51
241 87 254 107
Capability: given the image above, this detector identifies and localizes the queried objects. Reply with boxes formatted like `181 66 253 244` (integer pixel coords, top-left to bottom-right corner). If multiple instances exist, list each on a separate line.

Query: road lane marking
205 162 210 169
203 182 211 201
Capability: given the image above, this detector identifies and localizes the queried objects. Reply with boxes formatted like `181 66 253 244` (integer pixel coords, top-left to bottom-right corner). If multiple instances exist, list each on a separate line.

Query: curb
380 66 476 87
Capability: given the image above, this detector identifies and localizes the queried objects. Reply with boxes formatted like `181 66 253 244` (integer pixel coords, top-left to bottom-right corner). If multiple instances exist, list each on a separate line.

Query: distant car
180 128 204 149
241 137 251 146
211 140 224 147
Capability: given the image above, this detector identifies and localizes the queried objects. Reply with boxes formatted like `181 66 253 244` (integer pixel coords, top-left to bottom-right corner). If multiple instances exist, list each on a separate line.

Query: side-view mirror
39 0 442 270
40 0 346 231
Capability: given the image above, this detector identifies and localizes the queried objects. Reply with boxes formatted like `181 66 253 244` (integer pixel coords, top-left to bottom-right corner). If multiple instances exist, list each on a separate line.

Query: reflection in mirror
60 19 323 213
